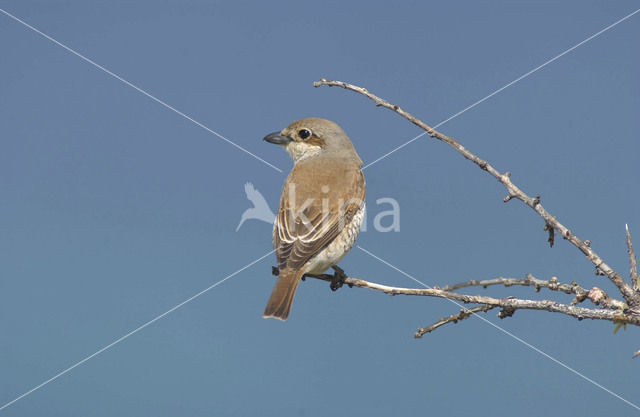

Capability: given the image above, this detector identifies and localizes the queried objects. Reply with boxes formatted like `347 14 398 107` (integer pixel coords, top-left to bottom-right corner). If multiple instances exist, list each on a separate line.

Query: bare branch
441 274 625 310
314 78 640 310
626 224 638 291
414 305 494 338
301 274 638 325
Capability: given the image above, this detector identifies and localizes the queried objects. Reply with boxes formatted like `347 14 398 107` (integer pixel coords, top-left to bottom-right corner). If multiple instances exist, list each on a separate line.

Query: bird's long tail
263 268 303 321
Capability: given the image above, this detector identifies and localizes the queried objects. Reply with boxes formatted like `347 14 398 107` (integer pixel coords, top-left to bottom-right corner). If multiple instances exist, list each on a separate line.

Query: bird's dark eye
298 129 312 140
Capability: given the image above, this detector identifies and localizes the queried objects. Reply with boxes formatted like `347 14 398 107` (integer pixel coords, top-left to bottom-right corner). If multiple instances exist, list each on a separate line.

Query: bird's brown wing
273 162 365 271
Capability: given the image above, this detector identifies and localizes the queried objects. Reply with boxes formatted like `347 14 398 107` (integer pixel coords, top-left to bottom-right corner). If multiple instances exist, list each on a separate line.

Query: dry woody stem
307 273 639 328
313 78 640 340
627 224 638 291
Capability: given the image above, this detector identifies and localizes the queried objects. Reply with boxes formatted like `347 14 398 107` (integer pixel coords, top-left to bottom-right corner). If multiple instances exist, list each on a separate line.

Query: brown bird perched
262 118 365 320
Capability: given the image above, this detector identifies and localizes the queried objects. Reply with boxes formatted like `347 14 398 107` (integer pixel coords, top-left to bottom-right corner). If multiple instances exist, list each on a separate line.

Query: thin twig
302 274 637 325
314 78 640 310
441 274 625 310
414 305 494 338
626 224 638 291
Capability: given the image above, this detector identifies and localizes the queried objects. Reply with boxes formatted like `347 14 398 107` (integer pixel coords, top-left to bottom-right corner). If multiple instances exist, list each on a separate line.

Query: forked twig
307 78 640 343
314 78 640 311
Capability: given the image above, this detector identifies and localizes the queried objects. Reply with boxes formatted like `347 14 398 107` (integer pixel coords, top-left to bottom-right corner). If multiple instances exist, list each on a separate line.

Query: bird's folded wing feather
273 165 364 271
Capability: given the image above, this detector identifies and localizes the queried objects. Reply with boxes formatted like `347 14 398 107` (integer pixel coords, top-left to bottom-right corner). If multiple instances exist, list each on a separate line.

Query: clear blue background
1 1 639 415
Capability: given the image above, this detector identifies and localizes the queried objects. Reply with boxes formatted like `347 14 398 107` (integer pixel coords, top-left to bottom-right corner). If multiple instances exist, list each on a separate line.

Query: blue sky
1 1 639 415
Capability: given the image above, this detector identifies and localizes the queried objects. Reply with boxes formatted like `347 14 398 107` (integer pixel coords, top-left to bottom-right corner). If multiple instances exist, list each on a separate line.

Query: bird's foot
330 265 348 291
302 273 327 282
299 267 350 288
271 266 279 276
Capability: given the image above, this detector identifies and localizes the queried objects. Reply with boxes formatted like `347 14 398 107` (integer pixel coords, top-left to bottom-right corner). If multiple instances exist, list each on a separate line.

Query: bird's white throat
285 141 322 163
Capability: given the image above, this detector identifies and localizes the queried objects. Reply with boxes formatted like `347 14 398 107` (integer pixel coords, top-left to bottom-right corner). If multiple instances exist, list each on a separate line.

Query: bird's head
264 118 361 166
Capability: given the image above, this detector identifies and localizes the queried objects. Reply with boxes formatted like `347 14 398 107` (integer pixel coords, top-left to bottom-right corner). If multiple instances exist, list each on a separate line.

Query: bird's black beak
263 131 292 145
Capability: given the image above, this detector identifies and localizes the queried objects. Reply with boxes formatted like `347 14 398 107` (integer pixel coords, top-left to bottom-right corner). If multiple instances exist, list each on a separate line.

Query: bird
262 117 365 320
236 182 276 231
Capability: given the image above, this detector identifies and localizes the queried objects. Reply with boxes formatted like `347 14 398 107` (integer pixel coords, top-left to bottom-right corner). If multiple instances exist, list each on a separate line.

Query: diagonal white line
356 245 640 412
0 249 274 412
362 130 426 171
0 8 283 173
361 7 640 171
